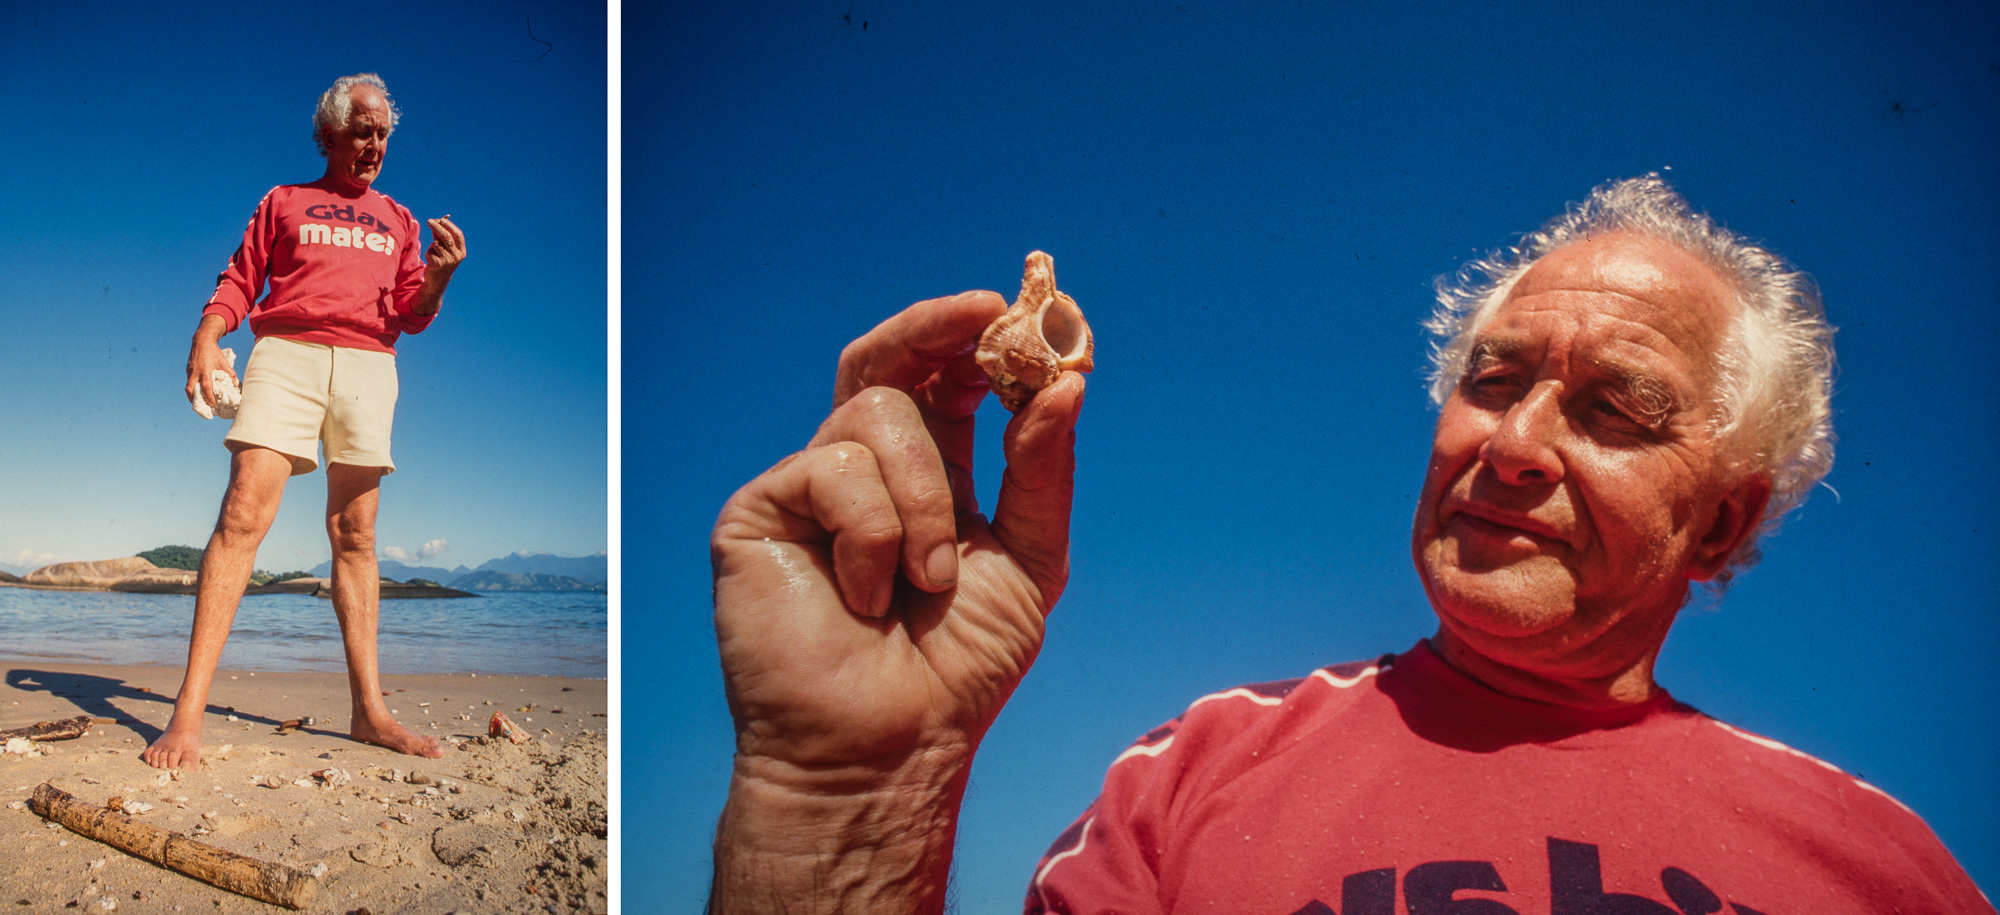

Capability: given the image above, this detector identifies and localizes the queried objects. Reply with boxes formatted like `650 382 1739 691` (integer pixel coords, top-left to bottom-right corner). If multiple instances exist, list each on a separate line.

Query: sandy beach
0 663 607 913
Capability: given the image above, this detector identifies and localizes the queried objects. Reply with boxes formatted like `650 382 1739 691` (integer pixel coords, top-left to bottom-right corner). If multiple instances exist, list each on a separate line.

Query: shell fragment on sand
975 251 1095 412
310 768 352 788
489 711 531 744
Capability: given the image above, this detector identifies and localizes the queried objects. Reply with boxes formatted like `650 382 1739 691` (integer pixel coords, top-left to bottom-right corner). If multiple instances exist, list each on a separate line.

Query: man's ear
1687 474 1773 582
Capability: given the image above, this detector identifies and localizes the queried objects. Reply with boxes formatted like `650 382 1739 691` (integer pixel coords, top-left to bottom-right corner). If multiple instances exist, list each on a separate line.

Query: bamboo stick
29 783 319 909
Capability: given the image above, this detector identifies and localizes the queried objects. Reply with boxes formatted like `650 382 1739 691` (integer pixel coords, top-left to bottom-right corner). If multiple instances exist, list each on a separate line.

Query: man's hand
185 314 233 408
411 215 467 316
709 291 1086 914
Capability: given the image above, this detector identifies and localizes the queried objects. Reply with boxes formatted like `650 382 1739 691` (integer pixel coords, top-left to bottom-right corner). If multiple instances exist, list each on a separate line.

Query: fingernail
870 578 894 616
926 542 958 587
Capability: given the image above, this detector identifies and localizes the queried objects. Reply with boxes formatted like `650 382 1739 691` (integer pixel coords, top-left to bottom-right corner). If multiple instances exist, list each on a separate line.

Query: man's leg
143 446 293 770
325 462 443 758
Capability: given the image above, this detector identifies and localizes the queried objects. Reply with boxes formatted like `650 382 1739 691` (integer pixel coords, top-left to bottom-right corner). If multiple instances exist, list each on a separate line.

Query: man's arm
709 291 1087 914
408 215 466 317
185 313 233 408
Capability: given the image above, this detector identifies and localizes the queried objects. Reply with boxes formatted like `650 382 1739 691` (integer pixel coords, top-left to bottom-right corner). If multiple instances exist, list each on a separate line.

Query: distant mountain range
309 550 608 591
452 570 606 592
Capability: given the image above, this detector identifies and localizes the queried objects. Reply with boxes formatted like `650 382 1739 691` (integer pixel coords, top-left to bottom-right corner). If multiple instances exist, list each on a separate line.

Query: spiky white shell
976 251 1094 412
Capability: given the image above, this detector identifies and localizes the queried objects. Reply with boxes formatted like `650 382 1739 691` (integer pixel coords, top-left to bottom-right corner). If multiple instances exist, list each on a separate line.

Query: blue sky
0 2 608 575
632 0 1999 909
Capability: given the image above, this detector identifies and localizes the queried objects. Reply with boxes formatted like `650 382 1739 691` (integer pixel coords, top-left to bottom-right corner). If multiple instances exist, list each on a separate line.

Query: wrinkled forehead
344 88 391 127
1490 233 1739 374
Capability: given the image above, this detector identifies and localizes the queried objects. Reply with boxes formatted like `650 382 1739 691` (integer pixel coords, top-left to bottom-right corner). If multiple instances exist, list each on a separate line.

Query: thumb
989 371 1085 611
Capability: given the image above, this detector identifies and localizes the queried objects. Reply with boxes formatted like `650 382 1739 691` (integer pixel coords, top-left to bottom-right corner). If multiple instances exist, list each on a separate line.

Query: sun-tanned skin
1411 232 1770 707
703 233 1771 913
144 83 462 770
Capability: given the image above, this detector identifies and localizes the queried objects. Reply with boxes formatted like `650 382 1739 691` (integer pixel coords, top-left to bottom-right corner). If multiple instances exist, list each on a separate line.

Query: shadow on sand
2 668 305 745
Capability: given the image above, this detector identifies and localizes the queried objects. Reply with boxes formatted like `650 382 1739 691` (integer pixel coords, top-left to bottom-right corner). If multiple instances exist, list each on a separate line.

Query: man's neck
1426 629 1664 709
318 168 372 197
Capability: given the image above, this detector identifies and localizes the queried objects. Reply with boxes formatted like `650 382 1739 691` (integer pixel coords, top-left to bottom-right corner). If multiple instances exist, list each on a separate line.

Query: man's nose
1481 382 1565 485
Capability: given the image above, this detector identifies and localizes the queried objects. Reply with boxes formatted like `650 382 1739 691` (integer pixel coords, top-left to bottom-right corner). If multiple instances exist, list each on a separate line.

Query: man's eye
1465 375 1521 402
1589 399 1648 432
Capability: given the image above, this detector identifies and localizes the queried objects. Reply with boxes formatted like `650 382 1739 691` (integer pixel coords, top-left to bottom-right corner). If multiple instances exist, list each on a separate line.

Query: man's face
1411 233 1766 679
322 88 392 188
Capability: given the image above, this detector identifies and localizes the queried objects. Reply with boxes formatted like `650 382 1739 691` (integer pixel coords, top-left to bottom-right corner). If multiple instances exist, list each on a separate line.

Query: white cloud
3 549 73 569
380 540 449 564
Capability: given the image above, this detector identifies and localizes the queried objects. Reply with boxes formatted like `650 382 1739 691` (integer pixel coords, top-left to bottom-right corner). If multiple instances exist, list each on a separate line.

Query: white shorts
225 336 398 476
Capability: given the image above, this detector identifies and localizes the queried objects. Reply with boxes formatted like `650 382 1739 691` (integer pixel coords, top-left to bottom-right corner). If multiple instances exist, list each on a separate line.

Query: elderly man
143 73 467 770
706 178 1988 913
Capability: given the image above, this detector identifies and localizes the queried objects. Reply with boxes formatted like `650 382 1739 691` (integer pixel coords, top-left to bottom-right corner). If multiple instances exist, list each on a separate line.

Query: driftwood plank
29 783 319 909
0 715 93 741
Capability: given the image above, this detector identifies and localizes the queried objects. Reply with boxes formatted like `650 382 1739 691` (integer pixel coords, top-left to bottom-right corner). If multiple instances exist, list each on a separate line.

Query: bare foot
142 719 202 770
351 713 445 758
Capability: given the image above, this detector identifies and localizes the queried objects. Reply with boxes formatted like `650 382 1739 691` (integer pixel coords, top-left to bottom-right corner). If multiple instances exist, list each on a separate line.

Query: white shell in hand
975 251 1094 412
192 347 243 420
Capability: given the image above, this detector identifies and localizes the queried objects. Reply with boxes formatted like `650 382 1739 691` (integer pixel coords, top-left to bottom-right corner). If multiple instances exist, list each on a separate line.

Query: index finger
427 216 461 244
833 290 1007 410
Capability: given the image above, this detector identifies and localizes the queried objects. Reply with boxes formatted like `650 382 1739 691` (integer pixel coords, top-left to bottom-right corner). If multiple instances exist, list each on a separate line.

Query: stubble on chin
1419 536 1582 641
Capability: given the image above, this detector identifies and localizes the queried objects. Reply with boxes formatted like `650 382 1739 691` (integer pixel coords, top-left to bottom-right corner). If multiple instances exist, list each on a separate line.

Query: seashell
312 767 353 788
488 711 531 744
976 251 1094 412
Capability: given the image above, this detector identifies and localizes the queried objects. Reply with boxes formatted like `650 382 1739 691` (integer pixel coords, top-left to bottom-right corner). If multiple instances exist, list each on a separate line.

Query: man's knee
213 490 278 547
213 447 290 542
327 512 376 555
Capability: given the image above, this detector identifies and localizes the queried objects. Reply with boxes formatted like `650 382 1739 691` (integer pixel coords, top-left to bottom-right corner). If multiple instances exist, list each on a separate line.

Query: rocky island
1 557 476 599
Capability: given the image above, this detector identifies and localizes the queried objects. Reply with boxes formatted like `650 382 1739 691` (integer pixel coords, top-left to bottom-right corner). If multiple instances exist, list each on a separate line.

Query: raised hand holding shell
976 251 1094 412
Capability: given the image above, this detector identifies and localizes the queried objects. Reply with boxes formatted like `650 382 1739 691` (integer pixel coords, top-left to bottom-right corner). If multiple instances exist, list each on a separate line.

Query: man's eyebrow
1464 339 1525 373
1587 358 1681 427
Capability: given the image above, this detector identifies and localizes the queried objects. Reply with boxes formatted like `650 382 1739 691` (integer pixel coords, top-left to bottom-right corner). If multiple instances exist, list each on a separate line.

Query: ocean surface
0 587 606 678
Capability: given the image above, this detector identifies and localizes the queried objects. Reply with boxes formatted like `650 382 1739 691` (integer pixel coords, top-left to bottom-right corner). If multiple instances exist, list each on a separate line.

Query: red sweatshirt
202 178 431 354
1026 641 1991 915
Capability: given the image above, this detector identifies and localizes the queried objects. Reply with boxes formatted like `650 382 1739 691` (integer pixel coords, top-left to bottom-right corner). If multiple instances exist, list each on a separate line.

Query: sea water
0 587 606 678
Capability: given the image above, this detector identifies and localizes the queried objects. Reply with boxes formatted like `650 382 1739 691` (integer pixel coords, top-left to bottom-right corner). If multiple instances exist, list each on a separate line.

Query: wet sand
0 662 606 913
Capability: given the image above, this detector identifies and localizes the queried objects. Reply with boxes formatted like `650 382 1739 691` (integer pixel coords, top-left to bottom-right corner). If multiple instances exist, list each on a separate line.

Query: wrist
192 314 228 346
712 747 972 915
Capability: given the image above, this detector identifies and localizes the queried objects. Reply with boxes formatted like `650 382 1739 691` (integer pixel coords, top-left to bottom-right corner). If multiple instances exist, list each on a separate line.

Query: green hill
137 544 204 571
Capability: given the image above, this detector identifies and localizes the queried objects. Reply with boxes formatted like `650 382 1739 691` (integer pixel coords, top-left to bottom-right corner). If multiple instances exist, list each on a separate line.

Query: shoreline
0 589 607 680
1 662 608 911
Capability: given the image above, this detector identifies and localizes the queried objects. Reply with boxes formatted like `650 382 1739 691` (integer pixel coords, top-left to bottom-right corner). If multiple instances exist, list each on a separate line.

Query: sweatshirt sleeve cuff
400 307 437 334
201 301 244 334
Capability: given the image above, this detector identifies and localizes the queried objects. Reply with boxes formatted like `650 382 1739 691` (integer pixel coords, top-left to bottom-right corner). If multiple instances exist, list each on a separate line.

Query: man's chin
1419 556 1579 641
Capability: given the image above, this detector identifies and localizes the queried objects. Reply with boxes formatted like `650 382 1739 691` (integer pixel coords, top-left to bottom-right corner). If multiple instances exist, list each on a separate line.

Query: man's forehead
1509 233 1735 322
1487 234 1735 370
347 89 390 120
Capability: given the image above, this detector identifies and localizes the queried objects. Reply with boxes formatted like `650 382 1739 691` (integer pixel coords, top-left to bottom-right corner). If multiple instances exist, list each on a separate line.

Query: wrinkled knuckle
903 482 955 521
849 518 905 553
852 385 914 415
821 441 879 473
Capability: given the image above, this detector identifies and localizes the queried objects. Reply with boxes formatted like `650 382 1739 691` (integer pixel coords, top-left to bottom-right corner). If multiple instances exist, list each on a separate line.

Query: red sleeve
1025 675 1320 915
1023 718 1183 915
388 203 433 334
202 188 281 332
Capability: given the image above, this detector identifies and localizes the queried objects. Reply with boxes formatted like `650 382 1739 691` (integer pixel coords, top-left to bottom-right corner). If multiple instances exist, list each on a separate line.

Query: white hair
312 73 400 156
1424 175 1835 586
